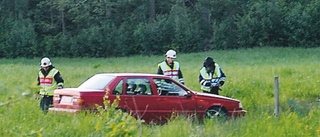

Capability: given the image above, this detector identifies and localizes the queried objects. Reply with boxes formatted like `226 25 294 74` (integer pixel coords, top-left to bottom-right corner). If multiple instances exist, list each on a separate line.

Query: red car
49 73 246 123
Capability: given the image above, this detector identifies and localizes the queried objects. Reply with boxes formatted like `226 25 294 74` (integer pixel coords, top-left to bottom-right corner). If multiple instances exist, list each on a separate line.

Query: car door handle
157 98 166 101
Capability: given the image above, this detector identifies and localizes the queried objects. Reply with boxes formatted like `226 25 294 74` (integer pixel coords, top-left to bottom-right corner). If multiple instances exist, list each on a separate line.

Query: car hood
192 91 241 102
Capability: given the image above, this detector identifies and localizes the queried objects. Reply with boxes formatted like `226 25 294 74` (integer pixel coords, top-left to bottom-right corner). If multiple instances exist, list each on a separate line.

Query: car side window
126 78 152 95
154 78 188 96
113 80 123 95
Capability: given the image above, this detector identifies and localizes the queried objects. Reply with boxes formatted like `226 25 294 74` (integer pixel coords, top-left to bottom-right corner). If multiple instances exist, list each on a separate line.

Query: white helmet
165 49 176 58
40 57 52 67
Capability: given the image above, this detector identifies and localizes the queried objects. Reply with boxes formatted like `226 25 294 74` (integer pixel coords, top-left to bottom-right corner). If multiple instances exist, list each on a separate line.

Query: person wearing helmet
37 57 64 113
157 49 185 84
199 57 226 95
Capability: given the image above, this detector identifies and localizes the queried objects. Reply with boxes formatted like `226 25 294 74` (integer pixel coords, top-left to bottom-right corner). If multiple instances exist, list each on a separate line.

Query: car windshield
78 74 115 90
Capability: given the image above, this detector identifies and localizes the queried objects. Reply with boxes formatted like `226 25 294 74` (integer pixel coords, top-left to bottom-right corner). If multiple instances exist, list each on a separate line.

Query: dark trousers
203 87 220 95
40 96 53 113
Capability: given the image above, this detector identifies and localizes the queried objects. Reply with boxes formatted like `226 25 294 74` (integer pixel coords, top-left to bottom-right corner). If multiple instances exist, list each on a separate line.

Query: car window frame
152 77 189 97
124 77 153 95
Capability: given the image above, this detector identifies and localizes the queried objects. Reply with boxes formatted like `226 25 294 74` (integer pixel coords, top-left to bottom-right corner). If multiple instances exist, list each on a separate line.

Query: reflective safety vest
39 68 59 96
200 63 222 92
158 61 180 82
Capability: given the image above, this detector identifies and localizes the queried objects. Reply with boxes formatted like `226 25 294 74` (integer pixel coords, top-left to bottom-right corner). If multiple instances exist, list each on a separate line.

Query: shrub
93 91 143 137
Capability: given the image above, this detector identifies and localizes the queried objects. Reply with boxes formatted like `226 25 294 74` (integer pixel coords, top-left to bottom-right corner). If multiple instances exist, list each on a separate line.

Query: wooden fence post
274 76 279 120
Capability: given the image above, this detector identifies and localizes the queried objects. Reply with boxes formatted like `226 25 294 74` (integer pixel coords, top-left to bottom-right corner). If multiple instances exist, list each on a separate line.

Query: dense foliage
1 0 319 58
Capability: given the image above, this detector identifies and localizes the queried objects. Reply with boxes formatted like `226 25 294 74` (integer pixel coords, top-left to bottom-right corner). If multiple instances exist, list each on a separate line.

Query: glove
58 85 63 89
204 81 211 86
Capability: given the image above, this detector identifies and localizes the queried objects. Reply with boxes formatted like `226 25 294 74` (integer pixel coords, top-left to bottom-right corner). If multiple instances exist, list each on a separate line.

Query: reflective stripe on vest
39 68 58 96
159 61 180 81
200 63 221 92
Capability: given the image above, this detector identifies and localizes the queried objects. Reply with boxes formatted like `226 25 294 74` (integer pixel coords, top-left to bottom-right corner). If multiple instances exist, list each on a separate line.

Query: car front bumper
229 109 247 117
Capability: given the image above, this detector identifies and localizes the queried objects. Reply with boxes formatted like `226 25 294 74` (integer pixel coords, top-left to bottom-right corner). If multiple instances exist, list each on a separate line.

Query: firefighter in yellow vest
157 49 185 84
199 57 226 95
37 57 64 113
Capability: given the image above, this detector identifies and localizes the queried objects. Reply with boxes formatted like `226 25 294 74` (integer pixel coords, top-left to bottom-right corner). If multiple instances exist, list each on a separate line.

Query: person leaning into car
37 57 64 113
157 49 185 84
199 57 226 95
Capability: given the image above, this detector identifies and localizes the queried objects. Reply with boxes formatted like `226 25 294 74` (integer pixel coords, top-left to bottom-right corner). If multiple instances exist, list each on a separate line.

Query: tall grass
0 47 319 136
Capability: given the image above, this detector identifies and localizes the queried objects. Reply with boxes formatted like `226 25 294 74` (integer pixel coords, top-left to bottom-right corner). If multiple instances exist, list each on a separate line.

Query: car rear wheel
205 106 228 120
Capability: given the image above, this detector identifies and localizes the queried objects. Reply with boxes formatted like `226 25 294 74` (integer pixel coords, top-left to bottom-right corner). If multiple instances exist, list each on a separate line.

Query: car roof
95 73 167 77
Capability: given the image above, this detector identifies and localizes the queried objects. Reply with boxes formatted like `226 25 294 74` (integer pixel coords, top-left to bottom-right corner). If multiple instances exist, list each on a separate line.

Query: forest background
1 0 320 58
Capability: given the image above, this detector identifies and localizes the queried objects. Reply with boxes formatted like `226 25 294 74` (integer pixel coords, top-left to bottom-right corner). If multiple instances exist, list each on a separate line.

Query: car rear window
78 75 115 90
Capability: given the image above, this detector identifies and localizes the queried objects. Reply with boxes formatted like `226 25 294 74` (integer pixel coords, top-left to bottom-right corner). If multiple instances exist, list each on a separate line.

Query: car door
152 78 197 120
119 77 160 122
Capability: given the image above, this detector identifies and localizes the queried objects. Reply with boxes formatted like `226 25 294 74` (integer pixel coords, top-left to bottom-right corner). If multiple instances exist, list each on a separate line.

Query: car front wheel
205 106 228 120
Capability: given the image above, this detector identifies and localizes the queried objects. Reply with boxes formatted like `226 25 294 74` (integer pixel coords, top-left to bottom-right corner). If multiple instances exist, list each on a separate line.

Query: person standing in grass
157 49 185 84
37 57 64 113
199 57 226 95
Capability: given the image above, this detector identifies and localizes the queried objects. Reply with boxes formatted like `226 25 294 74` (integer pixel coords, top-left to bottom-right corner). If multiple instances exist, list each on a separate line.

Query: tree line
0 0 319 58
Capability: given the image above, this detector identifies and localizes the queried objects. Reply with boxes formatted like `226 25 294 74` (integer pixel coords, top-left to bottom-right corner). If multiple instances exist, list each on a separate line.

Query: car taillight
73 96 84 104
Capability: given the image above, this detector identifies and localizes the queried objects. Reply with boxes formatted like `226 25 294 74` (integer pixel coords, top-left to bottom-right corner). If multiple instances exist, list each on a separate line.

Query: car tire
205 106 228 120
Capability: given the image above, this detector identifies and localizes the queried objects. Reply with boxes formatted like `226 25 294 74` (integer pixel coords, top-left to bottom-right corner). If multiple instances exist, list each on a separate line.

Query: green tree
283 0 320 47
235 1 285 48
4 18 37 58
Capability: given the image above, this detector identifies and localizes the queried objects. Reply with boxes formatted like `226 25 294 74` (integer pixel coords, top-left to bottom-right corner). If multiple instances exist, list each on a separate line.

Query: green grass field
0 47 319 137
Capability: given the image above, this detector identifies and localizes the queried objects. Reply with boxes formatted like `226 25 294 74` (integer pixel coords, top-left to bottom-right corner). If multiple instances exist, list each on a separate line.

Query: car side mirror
185 92 192 98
